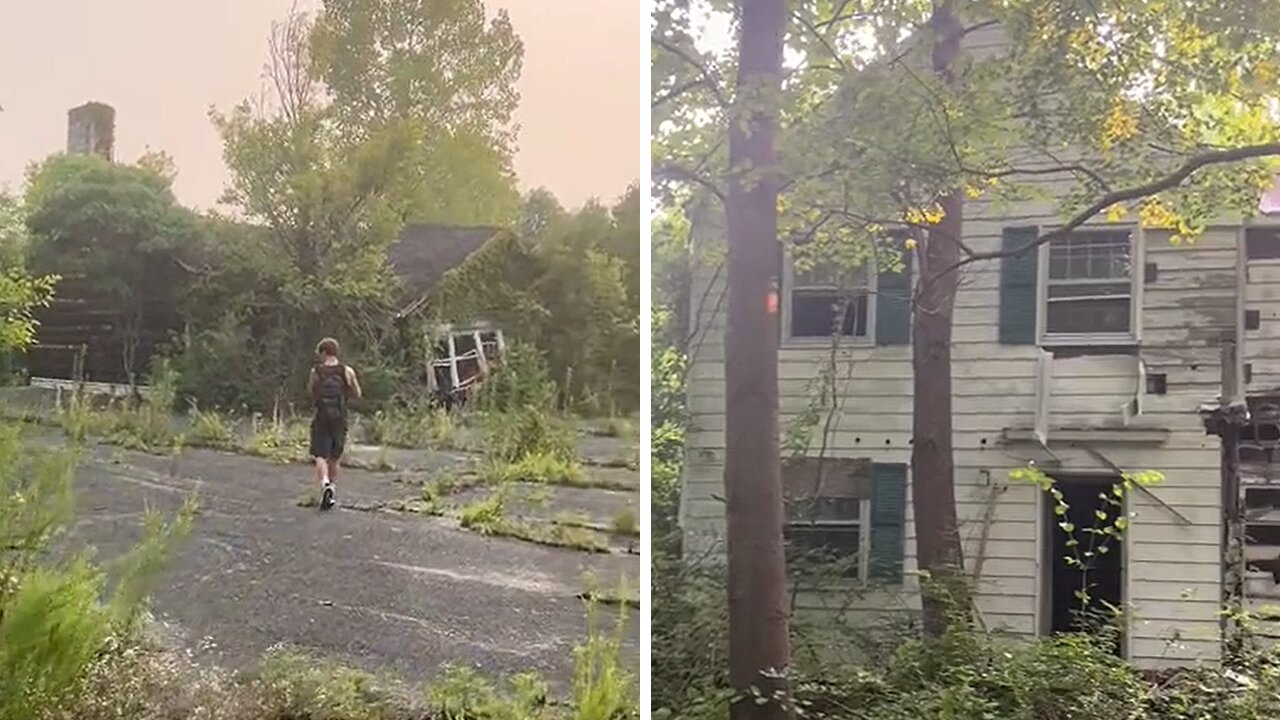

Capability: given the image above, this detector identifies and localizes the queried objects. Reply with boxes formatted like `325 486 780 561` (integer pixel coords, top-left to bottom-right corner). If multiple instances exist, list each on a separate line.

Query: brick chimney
67 102 115 161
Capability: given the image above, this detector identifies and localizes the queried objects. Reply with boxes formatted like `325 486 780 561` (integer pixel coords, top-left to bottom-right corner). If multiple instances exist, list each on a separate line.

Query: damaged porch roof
387 223 501 318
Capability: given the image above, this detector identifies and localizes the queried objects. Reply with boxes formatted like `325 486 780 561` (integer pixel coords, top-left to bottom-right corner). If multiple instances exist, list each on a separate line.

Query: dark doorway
1043 473 1126 653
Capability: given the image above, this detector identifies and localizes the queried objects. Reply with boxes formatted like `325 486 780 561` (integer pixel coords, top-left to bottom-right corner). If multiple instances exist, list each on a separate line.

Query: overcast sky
0 0 640 211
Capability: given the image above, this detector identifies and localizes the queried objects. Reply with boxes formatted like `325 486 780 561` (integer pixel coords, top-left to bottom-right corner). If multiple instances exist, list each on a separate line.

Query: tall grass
0 425 194 720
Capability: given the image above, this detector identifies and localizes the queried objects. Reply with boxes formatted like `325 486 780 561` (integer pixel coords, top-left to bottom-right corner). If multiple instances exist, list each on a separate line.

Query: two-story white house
677 23 1280 663
681 191 1280 668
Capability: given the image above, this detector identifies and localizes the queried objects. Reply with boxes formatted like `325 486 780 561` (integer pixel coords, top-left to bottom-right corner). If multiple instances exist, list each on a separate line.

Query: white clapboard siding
680 173 1242 666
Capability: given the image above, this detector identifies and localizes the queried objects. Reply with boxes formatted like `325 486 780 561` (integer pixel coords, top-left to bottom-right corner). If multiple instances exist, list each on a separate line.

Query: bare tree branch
655 163 726 204
790 9 847 73
652 36 730 109
266 2 318 125
940 142 1280 277
654 78 712 109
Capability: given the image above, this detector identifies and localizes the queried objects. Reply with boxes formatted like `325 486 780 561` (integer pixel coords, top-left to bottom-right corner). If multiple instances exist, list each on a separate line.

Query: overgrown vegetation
7 1 636 420
653 2 1280 719
0 425 194 720
0 421 636 719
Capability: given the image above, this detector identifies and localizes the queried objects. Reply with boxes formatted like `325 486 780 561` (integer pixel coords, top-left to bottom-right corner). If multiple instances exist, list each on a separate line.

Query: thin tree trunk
911 1 970 637
723 0 792 718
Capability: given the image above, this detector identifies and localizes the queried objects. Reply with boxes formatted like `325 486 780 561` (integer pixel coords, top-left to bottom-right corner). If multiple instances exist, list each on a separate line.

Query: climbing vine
1011 465 1165 618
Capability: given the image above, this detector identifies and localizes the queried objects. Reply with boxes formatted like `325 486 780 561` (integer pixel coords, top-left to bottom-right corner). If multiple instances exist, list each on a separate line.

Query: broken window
787 263 871 339
782 458 871 579
479 331 502 362
1044 230 1133 337
1245 487 1280 599
1246 488 1280 547
428 327 505 393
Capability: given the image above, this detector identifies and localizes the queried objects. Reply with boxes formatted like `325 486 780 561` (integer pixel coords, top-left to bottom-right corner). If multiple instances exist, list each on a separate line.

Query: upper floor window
1246 227 1280 260
1043 229 1136 341
785 262 872 340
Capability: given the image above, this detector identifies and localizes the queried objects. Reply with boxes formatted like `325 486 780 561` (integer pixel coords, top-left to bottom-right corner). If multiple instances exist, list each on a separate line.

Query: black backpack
314 364 348 421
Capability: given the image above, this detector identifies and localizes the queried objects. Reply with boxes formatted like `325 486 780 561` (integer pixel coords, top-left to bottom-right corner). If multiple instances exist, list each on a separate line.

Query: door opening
1042 473 1126 653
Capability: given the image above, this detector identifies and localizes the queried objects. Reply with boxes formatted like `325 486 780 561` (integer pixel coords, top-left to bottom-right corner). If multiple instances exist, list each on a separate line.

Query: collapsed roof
387 223 502 318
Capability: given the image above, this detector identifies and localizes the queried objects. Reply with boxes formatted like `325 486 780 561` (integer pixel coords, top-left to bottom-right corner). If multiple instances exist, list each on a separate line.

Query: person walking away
309 337 361 510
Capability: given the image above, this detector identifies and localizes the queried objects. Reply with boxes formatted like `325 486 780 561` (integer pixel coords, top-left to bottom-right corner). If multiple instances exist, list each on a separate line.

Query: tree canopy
655 0 1280 265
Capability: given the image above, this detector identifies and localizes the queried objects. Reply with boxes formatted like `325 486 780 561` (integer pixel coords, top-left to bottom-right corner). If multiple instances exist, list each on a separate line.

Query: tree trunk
724 0 792 718
911 1 970 637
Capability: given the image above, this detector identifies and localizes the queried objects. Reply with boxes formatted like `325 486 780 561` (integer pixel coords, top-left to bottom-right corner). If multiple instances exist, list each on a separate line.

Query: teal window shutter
875 250 912 345
869 462 908 582
999 226 1039 345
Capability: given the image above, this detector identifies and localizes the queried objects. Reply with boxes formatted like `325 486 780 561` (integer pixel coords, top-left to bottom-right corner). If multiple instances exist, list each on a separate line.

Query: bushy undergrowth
2 423 636 719
474 342 558 415
483 407 578 464
0 425 194 720
486 450 584 485
652 550 1280 720
356 403 458 449
53 610 637 720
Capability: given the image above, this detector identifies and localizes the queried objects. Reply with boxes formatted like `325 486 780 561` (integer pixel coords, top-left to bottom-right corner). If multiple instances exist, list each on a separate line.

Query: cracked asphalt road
55 438 639 688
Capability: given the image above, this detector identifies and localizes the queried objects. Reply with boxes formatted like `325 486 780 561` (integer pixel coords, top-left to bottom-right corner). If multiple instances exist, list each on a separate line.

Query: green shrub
474 343 556 414
458 488 507 533
0 426 194 720
357 404 457 449
187 401 237 448
247 415 308 464
428 665 552 720
487 451 583 485
571 600 637 720
0 561 116 717
610 509 638 537
252 651 400 720
483 407 577 464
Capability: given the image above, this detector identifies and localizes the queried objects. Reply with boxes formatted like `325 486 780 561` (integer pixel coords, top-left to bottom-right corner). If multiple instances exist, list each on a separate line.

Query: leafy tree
23 155 193 385
521 187 565 238
310 0 524 225
191 7 425 406
429 190 641 414
0 195 55 361
0 193 29 268
0 272 54 356
657 0 796 717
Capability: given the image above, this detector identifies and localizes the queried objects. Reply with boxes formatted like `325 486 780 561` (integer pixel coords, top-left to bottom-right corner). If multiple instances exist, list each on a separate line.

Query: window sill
787 575 868 591
782 336 875 349
1040 334 1138 348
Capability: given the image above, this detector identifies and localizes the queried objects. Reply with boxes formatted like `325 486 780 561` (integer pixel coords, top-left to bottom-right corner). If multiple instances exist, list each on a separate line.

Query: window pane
785 524 861 576
1046 297 1130 334
786 496 861 522
791 292 868 338
794 264 868 289
1049 231 1131 280
1049 253 1069 280
454 333 478 355
1046 281 1131 299
1246 228 1280 260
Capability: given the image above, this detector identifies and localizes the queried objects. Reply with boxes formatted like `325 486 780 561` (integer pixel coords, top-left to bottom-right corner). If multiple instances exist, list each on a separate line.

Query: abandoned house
26 102 182 390
26 105 516 399
679 26 1280 669
388 224 511 397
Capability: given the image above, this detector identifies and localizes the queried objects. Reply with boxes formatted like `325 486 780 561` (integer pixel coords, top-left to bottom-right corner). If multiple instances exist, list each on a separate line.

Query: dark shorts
310 416 346 460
